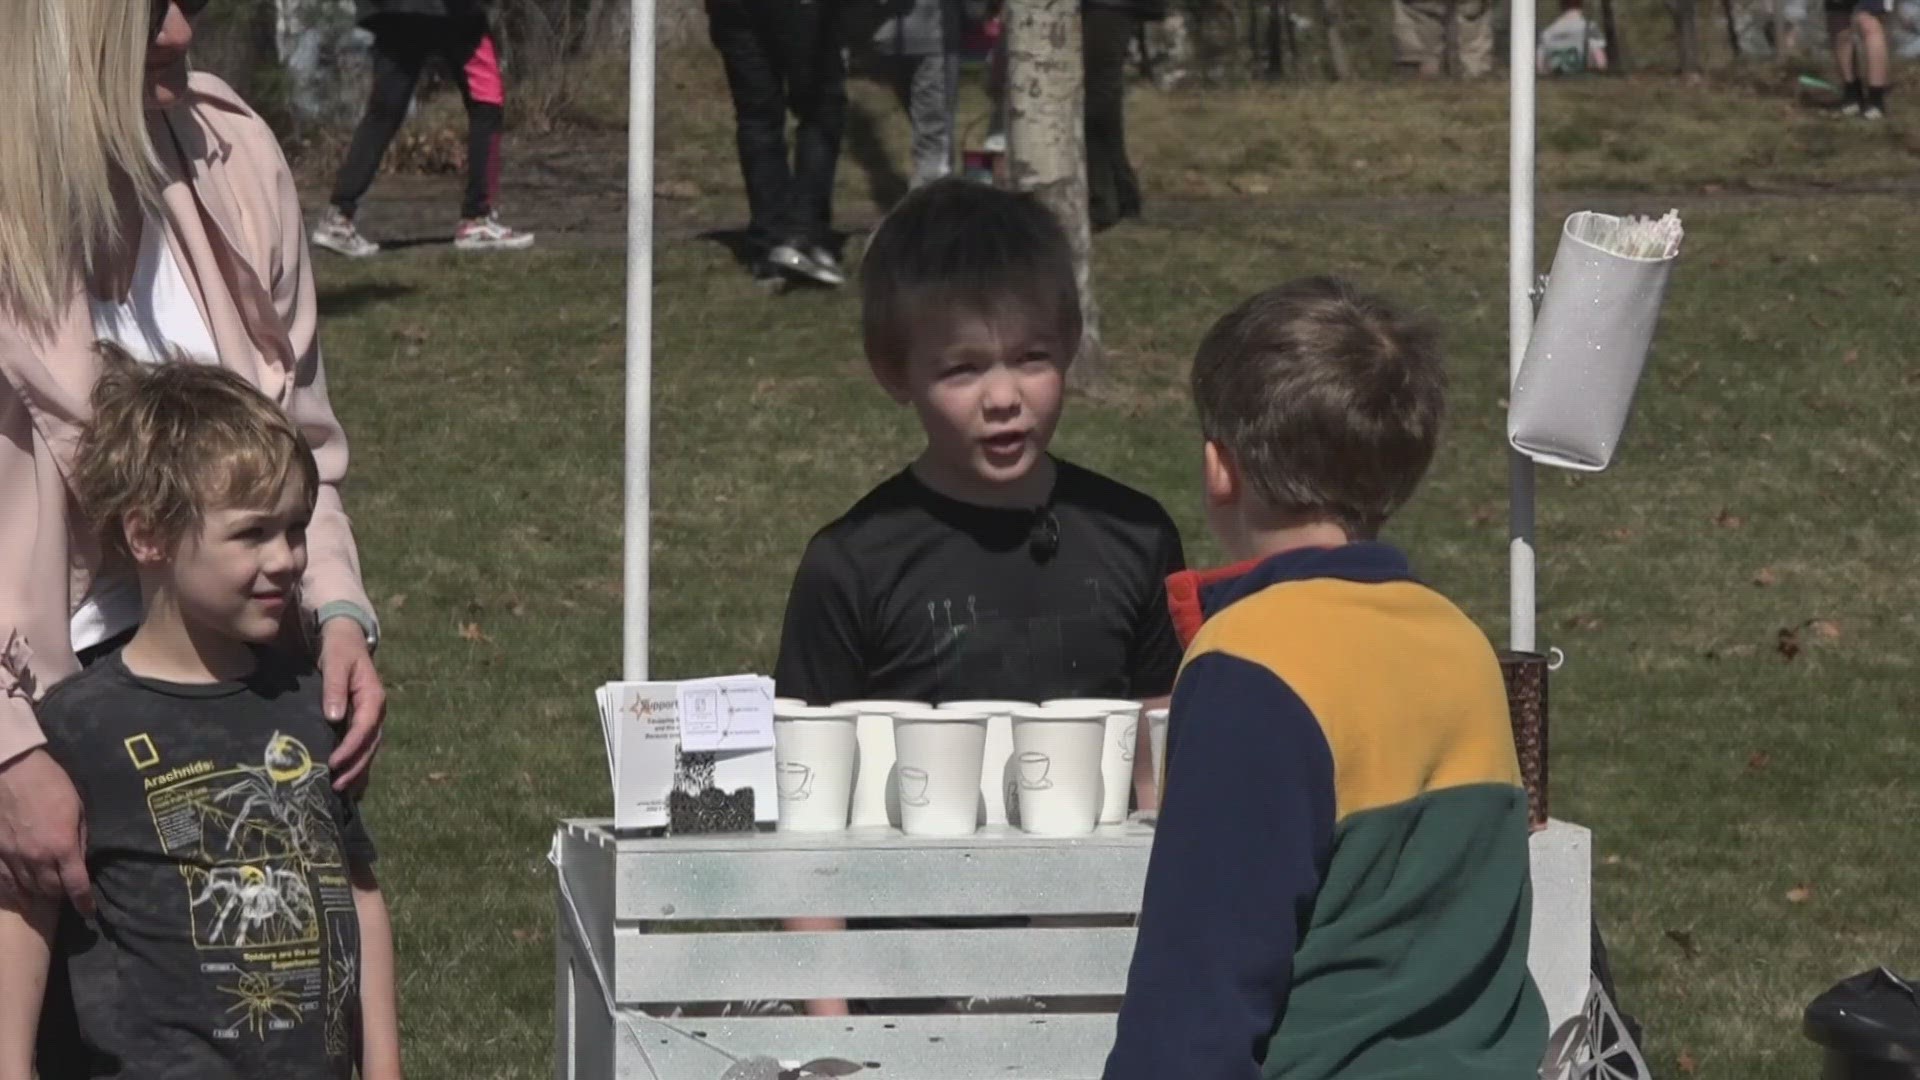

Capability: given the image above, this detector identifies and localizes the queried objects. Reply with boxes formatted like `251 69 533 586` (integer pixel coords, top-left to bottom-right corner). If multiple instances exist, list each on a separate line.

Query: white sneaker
311 208 380 258
1862 105 1886 120
454 211 536 251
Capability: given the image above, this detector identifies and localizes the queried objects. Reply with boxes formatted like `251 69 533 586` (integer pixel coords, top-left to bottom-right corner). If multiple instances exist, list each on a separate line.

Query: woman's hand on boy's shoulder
318 619 386 792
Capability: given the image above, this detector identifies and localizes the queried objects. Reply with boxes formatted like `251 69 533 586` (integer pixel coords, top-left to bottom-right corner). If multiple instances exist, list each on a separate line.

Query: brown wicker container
1499 651 1550 830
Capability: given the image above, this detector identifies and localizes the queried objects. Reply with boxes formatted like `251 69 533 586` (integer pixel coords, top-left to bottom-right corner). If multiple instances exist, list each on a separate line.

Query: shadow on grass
373 234 461 253
317 282 421 318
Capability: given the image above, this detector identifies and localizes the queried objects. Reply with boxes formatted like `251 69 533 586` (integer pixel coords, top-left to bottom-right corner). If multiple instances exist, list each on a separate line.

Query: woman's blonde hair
0 0 165 330
73 345 319 562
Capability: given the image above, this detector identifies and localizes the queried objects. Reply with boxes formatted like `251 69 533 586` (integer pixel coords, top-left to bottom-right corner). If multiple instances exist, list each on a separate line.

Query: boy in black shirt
775 178 1186 710
773 180 1185 1016
0 358 399 1080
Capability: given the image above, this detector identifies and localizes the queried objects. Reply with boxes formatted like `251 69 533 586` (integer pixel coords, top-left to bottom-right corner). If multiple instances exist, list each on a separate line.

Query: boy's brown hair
1192 277 1444 539
859 178 1082 380
72 345 319 560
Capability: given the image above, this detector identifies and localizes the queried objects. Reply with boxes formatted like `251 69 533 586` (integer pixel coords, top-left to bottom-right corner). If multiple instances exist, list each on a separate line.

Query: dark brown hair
72 344 319 560
860 179 1082 378
1191 277 1445 539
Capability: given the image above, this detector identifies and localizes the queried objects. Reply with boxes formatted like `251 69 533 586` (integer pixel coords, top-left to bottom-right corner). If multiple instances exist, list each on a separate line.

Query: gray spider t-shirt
35 650 374 1080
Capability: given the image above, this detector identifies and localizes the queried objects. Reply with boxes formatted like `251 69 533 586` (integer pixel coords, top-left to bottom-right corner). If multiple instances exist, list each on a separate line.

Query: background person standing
708 0 850 287
1393 0 1494 77
1083 0 1160 231
1829 0 1896 117
870 0 965 188
312 0 536 257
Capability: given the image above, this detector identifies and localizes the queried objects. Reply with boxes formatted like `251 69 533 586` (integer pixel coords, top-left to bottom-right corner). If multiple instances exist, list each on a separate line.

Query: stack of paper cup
1145 707 1170 804
772 704 858 832
1009 706 1106 835
937 700 1034 826
832 701 927 828
1043 699 1143 824
890 709 989 837
774 697 808 711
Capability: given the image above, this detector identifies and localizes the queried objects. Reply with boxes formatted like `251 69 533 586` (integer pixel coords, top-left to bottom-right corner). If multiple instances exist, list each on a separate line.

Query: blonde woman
0 1 386 915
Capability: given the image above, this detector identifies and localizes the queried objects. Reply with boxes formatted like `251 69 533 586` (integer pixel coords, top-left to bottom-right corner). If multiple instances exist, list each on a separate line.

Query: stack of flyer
594 675 778 833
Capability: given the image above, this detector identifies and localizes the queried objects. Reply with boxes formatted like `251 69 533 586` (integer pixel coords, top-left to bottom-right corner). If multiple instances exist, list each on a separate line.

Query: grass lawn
309 51 1920 1080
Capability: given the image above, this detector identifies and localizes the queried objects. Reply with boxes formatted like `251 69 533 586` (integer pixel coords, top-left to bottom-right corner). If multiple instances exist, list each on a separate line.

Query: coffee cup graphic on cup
1016 752 1054 791
898 766 932 807
776 762 814 802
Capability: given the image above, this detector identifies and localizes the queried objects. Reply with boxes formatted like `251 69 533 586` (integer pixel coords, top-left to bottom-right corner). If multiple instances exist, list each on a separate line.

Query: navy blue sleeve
772 533 868 706
1103 651 1338 1080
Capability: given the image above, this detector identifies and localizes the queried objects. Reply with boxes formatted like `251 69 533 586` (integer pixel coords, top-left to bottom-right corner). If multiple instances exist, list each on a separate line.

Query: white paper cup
938 700 1035 827
890 709 989 837
1009 707 1106 836
772 706 858 833
773 697 808 711
1042 699 1143 824
1145 708 1170 804
832 701 928 829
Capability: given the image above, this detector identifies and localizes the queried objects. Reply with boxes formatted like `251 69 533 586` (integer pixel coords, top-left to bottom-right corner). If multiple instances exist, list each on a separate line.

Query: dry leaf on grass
1677 1049 1699 1075
1777 627 1802 661
427 771 453 783
458 622 490 644
1715 507 1744 529
1752 567 1777 588
1746 751 1771 773
1665 929 1700 960
387 593 408 611
1786 883 1814 904
1608 527 1637 541
1808 619 1842 641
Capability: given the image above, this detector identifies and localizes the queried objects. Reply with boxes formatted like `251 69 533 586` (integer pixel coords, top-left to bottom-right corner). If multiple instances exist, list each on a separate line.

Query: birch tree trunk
1667 0 1703 72
1005 0 1104 387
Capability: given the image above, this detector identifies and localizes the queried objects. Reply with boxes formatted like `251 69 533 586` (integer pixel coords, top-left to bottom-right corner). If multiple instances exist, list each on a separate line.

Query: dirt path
297 128 1920 256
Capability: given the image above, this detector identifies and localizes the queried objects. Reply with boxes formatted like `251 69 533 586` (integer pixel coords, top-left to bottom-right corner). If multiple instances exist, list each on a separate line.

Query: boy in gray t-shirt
0 356 399 1080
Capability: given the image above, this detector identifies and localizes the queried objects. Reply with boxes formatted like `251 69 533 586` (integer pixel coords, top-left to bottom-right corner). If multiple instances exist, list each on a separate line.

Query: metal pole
624 0 657 682
1509 0 1537 655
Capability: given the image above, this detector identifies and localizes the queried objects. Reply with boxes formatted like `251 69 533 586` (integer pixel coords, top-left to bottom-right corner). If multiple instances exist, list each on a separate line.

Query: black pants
1084 8 1143 231
330 15 506 221
705 0 847 249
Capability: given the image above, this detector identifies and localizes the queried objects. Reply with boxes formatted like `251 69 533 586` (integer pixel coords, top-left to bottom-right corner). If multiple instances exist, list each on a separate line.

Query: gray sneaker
804 244 846 286
311 208 379 258
768 243 845 288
